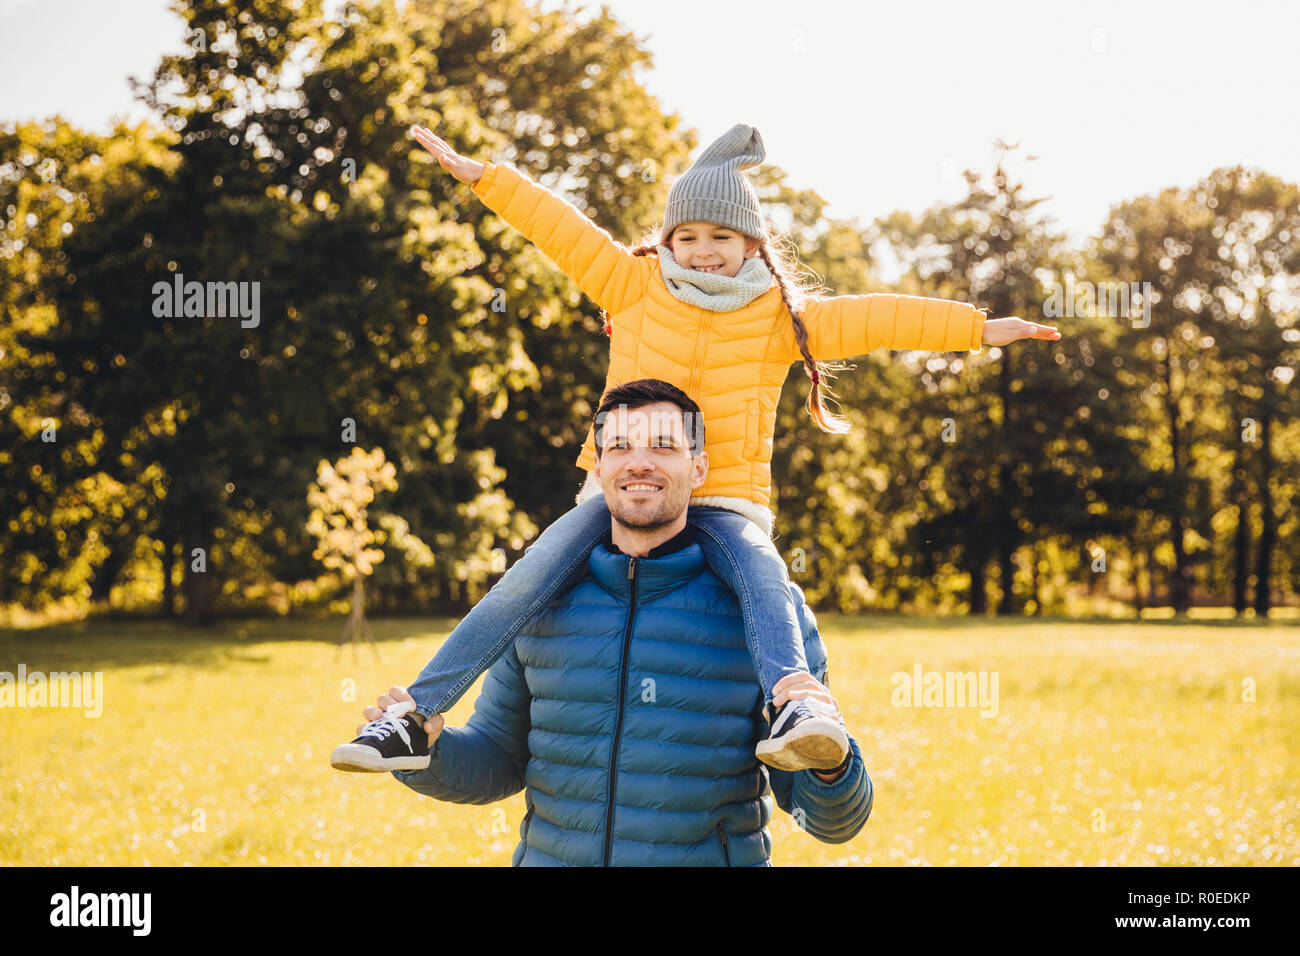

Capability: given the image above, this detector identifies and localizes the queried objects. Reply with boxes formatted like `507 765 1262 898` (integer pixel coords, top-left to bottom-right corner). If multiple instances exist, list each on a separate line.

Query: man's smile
620 481 663 494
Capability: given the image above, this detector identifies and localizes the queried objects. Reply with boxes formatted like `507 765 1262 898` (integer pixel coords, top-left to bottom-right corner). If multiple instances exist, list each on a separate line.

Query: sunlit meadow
2 614 1296 866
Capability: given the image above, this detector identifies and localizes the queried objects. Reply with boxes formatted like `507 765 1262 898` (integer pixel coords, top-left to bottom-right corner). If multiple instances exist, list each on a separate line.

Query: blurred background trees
2 0 1297 625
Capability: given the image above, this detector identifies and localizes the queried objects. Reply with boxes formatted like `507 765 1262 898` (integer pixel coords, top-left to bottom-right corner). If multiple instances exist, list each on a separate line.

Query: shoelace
811 697 849 730
360 700 415 749
772 696 844 729
800 697 843 723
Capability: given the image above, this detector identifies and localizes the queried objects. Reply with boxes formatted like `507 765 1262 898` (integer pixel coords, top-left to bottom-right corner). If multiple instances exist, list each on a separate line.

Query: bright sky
3 0 1297 249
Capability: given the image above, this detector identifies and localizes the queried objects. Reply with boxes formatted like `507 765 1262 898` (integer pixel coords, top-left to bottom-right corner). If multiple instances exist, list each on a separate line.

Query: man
342 379 872 865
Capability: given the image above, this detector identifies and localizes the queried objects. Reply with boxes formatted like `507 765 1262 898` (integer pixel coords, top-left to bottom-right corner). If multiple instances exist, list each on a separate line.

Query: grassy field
2 614 1297 866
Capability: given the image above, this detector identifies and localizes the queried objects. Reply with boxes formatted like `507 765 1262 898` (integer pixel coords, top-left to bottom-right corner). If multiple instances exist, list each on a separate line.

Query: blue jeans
406 495 810 719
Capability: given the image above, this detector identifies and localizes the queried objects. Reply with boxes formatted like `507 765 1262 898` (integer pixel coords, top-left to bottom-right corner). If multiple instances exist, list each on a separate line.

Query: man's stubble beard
607 484 692 533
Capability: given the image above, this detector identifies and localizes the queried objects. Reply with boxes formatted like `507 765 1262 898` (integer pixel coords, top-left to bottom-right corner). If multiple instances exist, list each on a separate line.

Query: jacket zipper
717 821 731 866
603 555 638 866
686 309 713 398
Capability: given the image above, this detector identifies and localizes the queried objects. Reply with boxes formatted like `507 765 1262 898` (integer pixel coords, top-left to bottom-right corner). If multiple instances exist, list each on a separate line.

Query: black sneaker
755 698 849 772
330 700 431 772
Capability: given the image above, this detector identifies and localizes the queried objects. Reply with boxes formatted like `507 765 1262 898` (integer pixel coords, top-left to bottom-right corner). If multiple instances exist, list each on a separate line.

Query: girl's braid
756 241 850 434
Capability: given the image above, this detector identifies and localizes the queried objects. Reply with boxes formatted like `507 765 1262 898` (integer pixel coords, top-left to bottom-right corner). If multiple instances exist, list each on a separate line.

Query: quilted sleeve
767 585 874 844
792 293 987 361
471 161 650 316
771 736 874 844
391 642 532 805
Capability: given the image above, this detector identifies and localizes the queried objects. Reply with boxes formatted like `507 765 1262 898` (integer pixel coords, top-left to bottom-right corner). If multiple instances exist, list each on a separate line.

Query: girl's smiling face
667 222 761 278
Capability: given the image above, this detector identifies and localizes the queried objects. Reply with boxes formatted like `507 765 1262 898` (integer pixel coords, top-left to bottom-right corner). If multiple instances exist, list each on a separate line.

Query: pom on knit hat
660 123 767 244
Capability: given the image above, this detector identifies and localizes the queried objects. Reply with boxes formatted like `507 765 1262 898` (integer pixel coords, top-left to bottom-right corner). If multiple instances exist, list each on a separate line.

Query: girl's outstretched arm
412 124 650 318
796 292 989 359
794 293 1059 361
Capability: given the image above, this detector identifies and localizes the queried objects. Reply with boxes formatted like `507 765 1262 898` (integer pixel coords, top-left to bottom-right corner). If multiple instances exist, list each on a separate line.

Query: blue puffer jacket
394 535 873 865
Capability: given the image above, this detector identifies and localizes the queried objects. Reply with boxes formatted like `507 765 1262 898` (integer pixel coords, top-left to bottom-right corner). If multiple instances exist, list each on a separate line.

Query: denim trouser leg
687 505 810 706
405 495 612 720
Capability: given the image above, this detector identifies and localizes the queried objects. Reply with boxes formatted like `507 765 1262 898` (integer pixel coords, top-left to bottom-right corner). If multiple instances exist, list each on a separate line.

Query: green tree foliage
1 118 182 615
3 0 685 620
1099 167 1300 614
771 147 1150 616
2 2 1297 623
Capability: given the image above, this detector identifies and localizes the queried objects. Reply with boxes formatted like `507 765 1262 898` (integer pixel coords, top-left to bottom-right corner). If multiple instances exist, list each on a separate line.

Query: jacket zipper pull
628 556 636 580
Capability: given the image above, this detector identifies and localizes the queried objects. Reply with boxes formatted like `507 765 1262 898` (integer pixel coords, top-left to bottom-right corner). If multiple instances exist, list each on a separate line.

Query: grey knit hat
660 123 767 244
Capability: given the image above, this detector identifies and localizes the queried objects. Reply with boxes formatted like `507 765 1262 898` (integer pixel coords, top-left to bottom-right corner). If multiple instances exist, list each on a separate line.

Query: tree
306 446 431 654
1175 167 1300 615
0 117 181 615
868 145 1148 615
1095 168 1300 615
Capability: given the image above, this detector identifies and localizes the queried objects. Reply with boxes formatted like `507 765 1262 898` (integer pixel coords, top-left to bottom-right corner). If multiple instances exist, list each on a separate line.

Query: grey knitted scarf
656 243 773 312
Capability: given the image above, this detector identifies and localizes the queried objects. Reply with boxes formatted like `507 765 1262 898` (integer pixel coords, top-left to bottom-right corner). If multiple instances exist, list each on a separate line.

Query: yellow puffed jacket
470 161 986 517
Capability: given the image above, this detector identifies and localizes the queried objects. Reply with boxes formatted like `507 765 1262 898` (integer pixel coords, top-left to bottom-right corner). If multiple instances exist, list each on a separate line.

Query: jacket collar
588 525 707 601
654 244 774 313
600 522 695 558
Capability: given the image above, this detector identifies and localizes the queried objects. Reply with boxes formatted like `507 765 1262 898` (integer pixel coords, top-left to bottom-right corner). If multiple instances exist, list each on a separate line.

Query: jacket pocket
716 821 731 867
743 399 760 459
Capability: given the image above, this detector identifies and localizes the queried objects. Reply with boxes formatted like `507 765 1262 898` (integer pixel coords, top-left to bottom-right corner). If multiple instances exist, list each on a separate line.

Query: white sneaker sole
755 717 849 772
330 743 430 773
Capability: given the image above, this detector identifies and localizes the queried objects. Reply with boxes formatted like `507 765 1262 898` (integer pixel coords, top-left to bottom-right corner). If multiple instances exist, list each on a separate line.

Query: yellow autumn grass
1 614 1296 866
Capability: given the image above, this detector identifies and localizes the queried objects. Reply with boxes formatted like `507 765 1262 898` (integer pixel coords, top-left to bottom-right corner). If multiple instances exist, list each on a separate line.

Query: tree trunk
183 519 214 626
1147 544 1160 609
1131 542 1146 615
1230 458 1251 616
160 533 176 618
1161 345 1190 614
1253 410 1275 617
90 540 126 606
350 574 365 640
1030 541 1042 616
183 560 213 625
997 544 1016 616
339 573 380 660
967 550 988 615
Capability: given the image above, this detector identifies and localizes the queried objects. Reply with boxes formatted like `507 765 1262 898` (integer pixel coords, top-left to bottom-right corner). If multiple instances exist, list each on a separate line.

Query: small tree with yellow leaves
306 447 431 657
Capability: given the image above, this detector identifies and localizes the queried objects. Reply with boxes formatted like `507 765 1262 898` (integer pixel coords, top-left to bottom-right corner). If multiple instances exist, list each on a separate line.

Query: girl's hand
982 316 1061 346
771 672 842 719
771 672 849 782
359 685 445 742
411 125 487 185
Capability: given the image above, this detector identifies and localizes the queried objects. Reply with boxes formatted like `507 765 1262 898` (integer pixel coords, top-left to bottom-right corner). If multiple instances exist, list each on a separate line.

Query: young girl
331 123 1059 775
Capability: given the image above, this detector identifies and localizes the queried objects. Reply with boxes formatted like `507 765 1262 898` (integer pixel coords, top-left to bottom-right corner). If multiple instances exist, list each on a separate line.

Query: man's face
594 401 707 532
668 222 761 279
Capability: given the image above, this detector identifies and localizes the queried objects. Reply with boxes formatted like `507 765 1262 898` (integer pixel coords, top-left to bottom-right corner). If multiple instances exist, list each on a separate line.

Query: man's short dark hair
594 379 705 458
